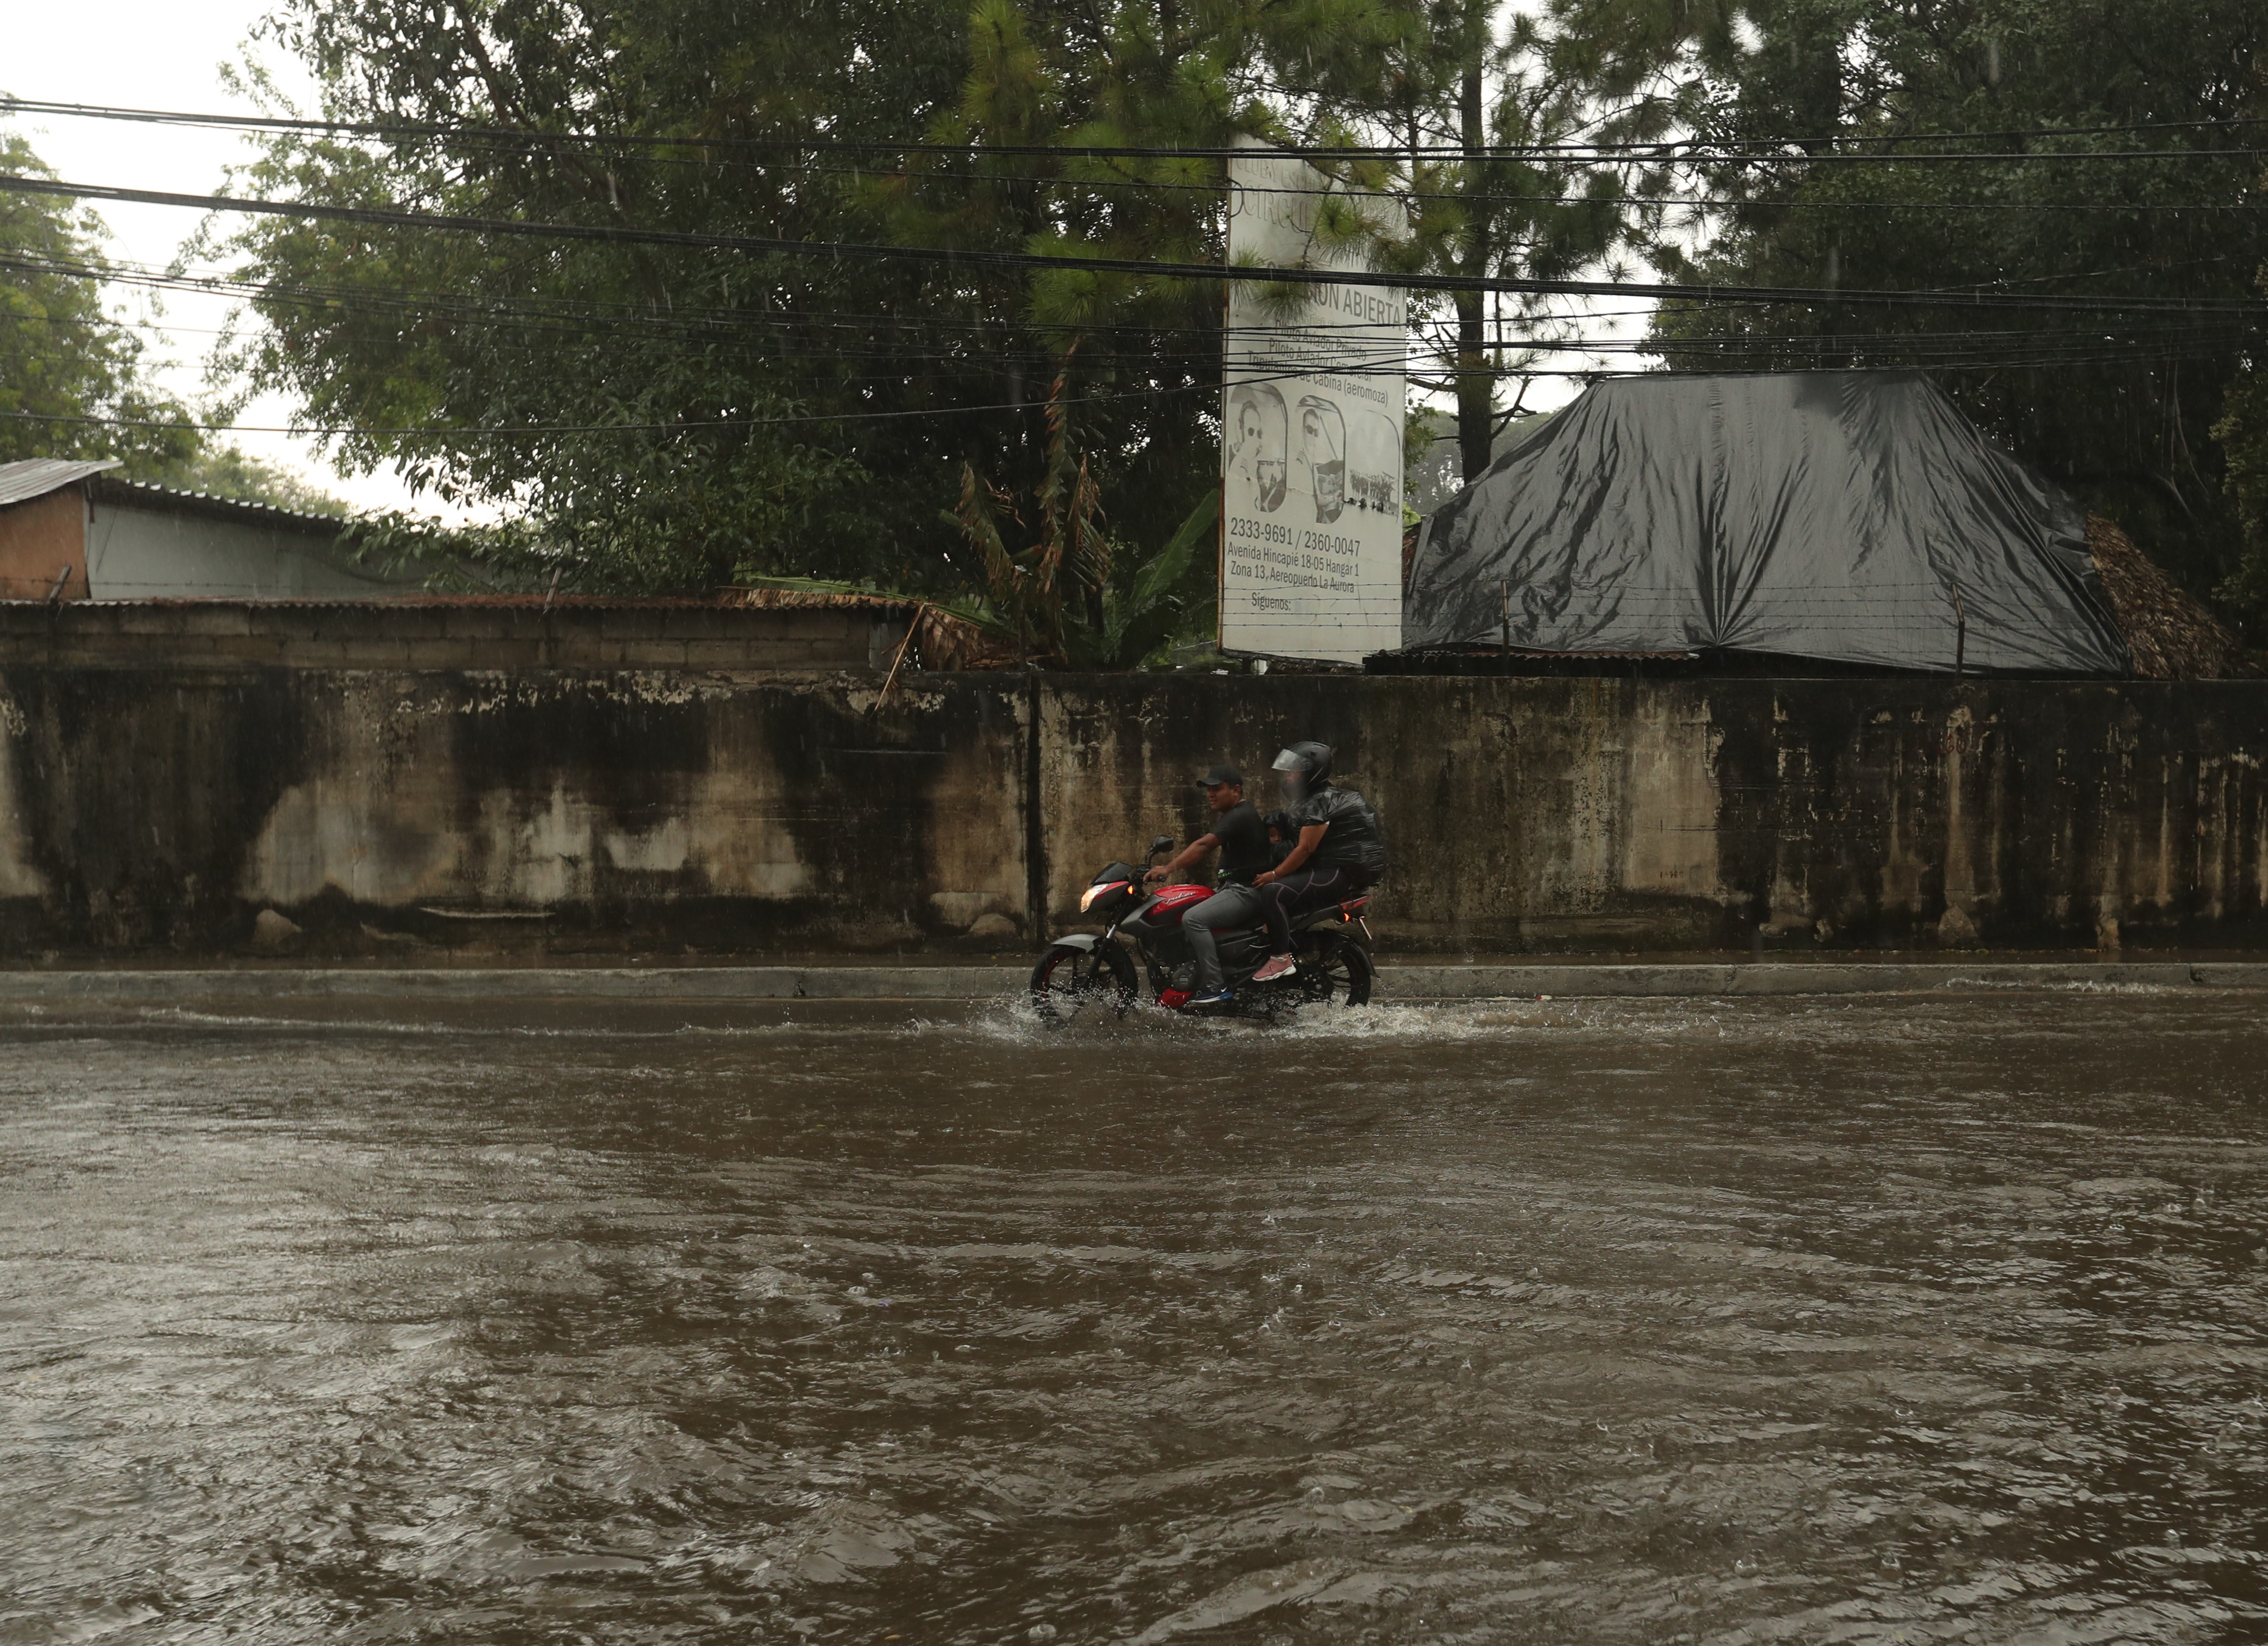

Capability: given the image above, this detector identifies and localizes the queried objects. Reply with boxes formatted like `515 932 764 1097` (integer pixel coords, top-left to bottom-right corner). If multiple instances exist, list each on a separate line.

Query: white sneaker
1251 953 1298 984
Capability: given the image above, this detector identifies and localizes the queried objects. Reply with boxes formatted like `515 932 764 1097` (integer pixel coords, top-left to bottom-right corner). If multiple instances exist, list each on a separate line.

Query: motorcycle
1029 834 1376 1022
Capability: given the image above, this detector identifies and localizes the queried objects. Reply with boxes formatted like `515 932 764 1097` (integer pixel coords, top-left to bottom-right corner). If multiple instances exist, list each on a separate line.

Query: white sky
4 0 449 517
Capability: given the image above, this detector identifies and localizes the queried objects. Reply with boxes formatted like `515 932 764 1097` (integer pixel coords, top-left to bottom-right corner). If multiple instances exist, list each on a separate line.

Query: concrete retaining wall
6 960 2268 1004
0 667 2265 956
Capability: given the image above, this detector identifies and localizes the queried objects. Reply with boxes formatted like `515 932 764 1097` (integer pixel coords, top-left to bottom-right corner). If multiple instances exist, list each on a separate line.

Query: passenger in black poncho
1249 741 1386 984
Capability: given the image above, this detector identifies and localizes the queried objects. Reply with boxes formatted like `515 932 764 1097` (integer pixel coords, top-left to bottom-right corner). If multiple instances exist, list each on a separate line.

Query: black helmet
1271 741 1335 801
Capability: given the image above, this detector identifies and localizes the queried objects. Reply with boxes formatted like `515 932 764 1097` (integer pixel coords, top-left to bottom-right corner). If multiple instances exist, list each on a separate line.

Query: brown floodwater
3 990 2267 1644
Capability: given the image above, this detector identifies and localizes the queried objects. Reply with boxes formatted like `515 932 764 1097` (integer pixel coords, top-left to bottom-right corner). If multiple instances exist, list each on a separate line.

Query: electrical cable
52 136 2245 216
8 94 2266 164
6 171 2262 316
15 288 2238 365
8 318 2248 448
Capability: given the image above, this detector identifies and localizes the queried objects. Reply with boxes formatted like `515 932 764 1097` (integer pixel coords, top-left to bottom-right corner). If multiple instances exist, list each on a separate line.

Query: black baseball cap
1196 764 1244 789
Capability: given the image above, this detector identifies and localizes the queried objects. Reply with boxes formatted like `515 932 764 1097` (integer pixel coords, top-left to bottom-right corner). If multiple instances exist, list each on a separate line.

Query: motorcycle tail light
1080 880 1128 913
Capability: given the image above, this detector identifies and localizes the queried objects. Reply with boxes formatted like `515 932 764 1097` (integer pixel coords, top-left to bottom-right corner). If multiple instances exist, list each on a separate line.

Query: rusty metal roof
0 458 120 509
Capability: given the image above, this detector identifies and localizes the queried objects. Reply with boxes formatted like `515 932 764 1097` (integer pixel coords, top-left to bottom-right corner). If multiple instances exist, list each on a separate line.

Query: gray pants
1183 883 1264 992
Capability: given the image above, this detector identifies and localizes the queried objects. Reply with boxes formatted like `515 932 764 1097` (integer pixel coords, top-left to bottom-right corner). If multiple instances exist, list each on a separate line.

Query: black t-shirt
1209 801 1273 884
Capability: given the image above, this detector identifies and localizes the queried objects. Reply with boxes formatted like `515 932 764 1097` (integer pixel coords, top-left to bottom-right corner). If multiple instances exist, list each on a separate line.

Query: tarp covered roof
1403 373 2130 675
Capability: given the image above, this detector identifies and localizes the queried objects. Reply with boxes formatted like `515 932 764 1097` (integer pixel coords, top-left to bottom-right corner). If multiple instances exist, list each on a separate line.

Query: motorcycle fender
1049 933 1102 952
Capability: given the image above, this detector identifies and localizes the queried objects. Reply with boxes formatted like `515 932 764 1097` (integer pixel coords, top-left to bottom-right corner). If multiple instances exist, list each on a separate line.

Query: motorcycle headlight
1079 880 1127 913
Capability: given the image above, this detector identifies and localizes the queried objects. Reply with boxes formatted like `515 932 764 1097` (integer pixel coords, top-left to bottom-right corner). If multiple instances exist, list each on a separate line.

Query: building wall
0 665 2264 956
82 500 413 599
0 490 87 600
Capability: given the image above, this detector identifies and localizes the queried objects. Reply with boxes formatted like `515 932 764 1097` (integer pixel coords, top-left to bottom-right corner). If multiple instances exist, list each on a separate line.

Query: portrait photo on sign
1227 385 1288 513
1295 395 1347 524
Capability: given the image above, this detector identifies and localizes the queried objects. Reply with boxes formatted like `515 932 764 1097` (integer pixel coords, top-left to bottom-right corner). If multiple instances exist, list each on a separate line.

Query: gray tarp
1403 372 2130 674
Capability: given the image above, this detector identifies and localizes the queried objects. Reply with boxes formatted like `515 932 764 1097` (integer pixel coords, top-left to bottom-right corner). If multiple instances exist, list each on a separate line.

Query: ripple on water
1 992 2266 1643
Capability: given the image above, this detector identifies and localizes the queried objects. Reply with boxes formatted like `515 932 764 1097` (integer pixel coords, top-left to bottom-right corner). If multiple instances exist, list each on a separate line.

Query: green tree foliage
218 0 949 593
0 129 363 518
0 133 205 475
1548 0 2268 607
872 0 1257 641
1262 1 1631 482
222 0 1644 624
218 0 1267 604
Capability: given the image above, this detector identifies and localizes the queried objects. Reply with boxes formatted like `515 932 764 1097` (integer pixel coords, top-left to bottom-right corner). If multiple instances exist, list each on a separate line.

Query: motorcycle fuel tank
1122 882 1211 934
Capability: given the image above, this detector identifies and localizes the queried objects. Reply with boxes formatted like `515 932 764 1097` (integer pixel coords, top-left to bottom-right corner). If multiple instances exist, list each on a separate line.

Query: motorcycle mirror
1147 834 1175 858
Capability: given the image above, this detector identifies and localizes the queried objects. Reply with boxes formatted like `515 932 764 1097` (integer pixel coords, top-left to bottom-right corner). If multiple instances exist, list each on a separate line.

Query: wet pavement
4 991 2267 1644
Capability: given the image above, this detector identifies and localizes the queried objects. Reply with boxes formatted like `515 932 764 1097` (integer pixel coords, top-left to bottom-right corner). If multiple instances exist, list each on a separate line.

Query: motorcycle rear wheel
1295 936 1374 1007
1029 941 1140 1024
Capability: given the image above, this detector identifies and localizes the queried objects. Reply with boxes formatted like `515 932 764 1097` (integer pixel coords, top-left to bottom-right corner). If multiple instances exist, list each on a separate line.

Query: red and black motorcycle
1029 834 1375 1022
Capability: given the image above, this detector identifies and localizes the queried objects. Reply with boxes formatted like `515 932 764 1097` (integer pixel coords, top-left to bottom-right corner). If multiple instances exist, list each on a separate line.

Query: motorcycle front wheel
1029 941 1140 1024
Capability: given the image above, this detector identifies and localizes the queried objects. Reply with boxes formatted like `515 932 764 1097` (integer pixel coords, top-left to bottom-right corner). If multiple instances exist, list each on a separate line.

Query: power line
0 353 1411 439
16 307 2238 363
3 252 2243 404
6 172 2261 316
8 94 2266 165
20 261 2236 348
0 390 1189 439
390 142 2264 211
10 319 2250 450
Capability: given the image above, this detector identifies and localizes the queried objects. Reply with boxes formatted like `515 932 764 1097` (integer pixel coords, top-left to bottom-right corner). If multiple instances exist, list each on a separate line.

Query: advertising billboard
1220 142 1408 664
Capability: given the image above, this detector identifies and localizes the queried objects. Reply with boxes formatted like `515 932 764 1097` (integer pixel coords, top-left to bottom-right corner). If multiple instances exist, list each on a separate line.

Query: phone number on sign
1226 516 1295 545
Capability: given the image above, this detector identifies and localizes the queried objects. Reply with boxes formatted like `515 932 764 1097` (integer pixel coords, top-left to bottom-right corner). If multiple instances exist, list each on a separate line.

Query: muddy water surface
4 992 2268 1644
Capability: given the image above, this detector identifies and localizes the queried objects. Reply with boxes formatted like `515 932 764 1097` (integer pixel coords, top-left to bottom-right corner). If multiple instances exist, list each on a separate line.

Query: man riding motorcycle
1144 764 1278 1008
1250 741 1387 983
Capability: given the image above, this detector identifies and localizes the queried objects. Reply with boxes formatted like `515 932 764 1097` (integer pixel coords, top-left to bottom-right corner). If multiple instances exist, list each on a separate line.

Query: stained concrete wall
0 666 2264 956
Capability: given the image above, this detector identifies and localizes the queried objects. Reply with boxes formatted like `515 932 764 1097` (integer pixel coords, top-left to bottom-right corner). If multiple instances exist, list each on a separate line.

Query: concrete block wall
0 666 2264 956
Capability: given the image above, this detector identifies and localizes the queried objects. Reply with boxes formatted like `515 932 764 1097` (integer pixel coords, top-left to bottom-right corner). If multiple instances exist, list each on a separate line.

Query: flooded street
5 992 2268 1644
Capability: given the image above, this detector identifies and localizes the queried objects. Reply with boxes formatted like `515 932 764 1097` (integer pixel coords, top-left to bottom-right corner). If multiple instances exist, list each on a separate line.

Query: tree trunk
1455 23 1494 484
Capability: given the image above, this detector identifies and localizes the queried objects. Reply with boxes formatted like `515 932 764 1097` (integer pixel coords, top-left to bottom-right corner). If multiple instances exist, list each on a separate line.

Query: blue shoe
1186 988 1235 1009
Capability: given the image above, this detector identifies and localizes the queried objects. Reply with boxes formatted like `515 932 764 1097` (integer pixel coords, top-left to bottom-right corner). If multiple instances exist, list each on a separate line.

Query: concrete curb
0 966 1033 1004
0 961 2265 1004
1393 961 2268 997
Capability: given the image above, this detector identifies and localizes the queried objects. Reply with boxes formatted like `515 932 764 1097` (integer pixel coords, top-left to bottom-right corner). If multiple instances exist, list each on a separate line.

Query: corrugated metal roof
0 458 120 509
0 461 358 530
86 474 348 532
